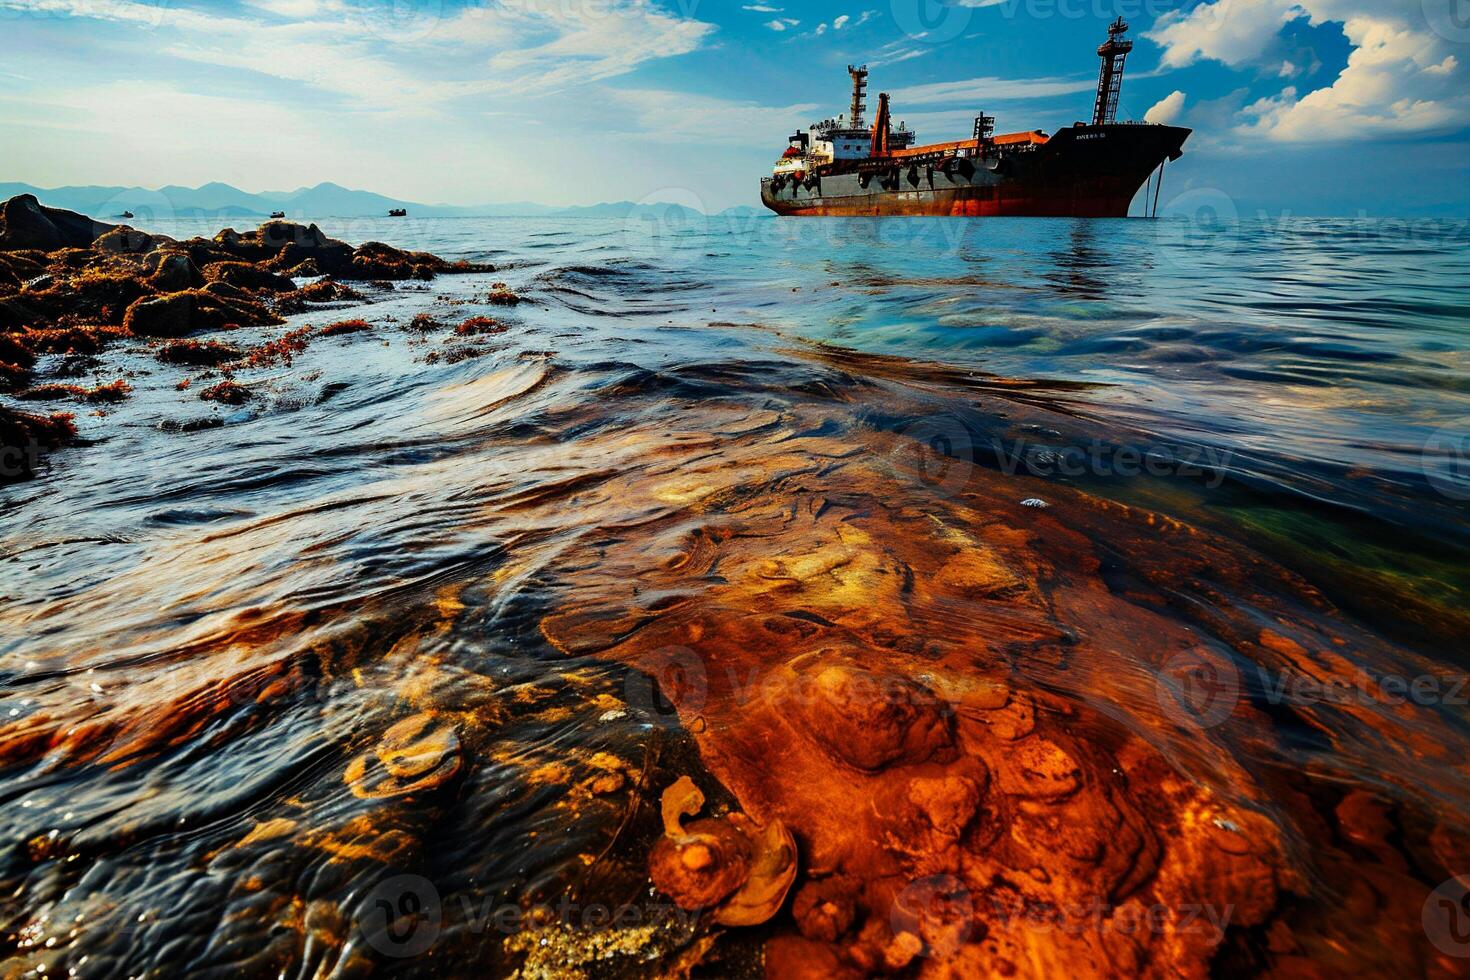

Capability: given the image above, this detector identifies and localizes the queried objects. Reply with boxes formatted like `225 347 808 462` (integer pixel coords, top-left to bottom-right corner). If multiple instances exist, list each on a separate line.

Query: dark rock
122 289 282 338
0 405 75 482
201 281 253 303
281 258 321 278
155 340 242 366
0 294 44 330
212 222 356 277
0 195 115 251
202 261 296 294
0 252 44 289
146 251 199 293
94 226 169 255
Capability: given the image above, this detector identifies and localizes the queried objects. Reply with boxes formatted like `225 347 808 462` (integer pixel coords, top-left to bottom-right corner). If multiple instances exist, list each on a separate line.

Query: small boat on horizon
388 208 407 217
119 211 134 219
270 210 286 219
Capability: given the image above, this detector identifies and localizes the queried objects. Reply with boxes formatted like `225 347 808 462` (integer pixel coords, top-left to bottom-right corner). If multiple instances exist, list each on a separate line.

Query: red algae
320 318 372 336
456 315 505 335
199 379 251 405
236 325 313 368
16 379 131 403
155 339 244 366
485 283 521 305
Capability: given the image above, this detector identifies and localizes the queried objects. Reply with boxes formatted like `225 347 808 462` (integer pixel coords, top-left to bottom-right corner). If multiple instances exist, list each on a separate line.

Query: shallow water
2 214 1468 977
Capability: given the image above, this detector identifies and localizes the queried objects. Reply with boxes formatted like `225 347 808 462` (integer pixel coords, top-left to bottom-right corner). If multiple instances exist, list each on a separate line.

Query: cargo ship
760 19 1189 218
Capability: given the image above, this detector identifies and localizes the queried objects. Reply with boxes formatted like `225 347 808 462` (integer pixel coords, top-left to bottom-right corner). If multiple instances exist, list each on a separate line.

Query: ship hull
761 124 1189 218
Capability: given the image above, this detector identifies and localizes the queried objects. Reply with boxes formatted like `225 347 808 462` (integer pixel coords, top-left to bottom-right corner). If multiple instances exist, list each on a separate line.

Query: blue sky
1 0 1467 214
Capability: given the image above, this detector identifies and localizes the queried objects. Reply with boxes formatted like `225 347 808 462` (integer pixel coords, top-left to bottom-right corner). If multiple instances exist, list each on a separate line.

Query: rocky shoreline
0 193 503 481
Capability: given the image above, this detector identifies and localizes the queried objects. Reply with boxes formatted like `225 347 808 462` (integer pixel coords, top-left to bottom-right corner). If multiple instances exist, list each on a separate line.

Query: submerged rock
648 777 797 926
202 260 297 294
146 250 201 292
344 713 463 799
122 288 282 337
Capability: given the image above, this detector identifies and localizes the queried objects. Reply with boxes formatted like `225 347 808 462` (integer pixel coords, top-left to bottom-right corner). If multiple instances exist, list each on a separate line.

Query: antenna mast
848 65 868 129
1092 18 1132 126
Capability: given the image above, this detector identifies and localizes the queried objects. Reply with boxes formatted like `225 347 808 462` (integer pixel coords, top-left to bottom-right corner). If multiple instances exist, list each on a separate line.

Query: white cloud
607 89 820 143
0 0 717 105
1146 0 1306 68
815 22 827 34
1147 0 1470 141
765 18 787 30
833 14 850 28
873 48 932 66
1145 90 1187 124
743 3 782 9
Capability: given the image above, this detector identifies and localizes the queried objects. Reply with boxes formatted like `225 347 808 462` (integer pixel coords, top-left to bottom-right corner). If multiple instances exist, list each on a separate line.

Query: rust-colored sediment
533 399 1470 977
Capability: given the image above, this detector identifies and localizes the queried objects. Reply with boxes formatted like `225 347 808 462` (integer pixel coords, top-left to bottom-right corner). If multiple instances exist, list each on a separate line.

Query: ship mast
847 65 868 129
1092 18 1132 126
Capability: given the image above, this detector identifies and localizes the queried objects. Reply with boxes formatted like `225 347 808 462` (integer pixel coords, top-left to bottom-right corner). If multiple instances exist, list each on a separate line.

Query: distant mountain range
0 181 764 221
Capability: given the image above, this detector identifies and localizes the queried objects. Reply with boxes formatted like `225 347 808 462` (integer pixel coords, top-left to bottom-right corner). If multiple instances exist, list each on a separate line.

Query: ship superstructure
760 19 1188 218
